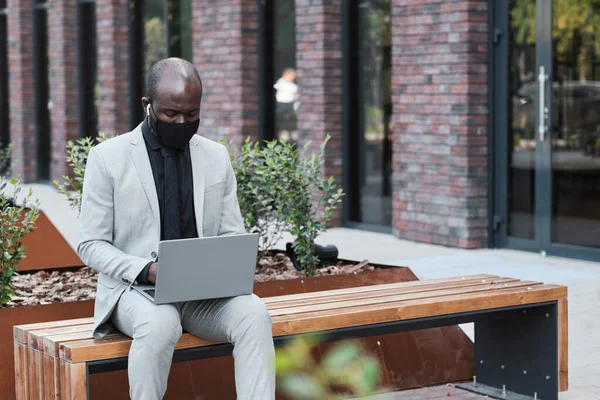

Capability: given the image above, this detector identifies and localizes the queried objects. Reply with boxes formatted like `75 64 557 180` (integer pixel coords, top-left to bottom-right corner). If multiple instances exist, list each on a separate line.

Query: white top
274 78 298 103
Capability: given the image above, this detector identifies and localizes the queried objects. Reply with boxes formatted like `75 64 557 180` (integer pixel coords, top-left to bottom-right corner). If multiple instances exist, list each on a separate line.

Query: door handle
538 66 549 142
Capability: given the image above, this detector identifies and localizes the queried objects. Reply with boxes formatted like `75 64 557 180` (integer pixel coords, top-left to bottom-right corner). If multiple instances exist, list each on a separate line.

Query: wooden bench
14 274 568 400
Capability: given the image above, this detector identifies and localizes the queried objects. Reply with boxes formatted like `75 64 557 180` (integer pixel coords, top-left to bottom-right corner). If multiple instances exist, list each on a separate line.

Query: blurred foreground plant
53 132 117 214
0 176 40 305
275 336 385 399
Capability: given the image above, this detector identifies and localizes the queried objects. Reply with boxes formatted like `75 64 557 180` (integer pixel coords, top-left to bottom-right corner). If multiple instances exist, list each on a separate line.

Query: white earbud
146 104 151 117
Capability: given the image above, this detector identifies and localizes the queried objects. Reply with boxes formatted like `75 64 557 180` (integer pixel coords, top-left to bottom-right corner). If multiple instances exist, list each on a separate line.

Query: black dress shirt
137 119 198 283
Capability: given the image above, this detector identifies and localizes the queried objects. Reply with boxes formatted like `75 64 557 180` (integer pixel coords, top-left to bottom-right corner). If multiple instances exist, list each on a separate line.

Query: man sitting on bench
77 57 275 400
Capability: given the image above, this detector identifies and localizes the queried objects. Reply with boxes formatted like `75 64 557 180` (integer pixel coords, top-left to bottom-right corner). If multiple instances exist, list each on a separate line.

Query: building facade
1 0 599 261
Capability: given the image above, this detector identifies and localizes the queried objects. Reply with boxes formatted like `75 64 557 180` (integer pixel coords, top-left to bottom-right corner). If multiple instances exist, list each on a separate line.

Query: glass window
550 0 600 248
272 0 297 142
129 0 194 125
143 0 167 96
167 0 192 61
33 0 51 181
0 0 9 165
346 0 393 227
78 0 98 138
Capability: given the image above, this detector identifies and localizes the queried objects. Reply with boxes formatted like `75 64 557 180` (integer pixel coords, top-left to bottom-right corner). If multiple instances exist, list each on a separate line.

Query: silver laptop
132 233 259 304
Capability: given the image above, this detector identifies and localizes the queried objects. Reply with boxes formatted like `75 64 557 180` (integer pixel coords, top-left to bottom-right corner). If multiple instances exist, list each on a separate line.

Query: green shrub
227 138 296 253
53 132 116 214
225 136 344 275
275 336 383 399
0 177 40 305
56 132 344 275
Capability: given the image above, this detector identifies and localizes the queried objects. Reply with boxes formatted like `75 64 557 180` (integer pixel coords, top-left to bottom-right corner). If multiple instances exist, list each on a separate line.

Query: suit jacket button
151 251 157 258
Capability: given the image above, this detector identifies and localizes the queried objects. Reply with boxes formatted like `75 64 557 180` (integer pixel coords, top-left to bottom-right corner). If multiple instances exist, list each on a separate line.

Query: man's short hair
147 58 202 100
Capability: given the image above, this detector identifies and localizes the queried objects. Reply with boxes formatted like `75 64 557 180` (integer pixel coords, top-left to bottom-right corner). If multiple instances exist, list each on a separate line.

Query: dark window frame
0 0 9 168
33 0 51 181
77 0 98 139
341 0 393 232
128 0 194 129
258 0 275 142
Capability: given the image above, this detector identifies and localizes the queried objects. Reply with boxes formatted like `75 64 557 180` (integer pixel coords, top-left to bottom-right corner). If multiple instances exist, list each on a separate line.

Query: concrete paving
16 183 600 399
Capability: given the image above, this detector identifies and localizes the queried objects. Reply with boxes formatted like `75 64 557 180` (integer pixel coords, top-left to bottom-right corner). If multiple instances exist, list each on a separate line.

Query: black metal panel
77 0 98 139
128 0 145 129
475 303 558 400
32 1 51 181
258 0 274 142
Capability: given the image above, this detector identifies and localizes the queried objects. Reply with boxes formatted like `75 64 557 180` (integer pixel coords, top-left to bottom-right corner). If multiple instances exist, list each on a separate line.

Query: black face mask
147 104 200 150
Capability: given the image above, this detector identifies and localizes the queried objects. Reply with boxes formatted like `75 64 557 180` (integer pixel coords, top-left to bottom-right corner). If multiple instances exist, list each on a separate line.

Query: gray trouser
112 289 276 400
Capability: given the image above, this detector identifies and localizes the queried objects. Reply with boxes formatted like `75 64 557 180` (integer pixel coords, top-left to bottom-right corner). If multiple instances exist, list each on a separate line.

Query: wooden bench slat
37 275 504 353
43 277 517 357
28 323 95 349
262 274 499 304
558 297 569 392
273 284 568 334
58 283 566 363
13 317 93 344
265 275 507 309
43 330 97 356
270 278 534 317
61 335 210 363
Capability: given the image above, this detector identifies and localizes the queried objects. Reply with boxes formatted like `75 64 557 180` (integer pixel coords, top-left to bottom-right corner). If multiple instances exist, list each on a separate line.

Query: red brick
392 0 489 249
296 0 343 226
192 0 258 146
96 0 129 136
7 0 36 182
48 0 80 181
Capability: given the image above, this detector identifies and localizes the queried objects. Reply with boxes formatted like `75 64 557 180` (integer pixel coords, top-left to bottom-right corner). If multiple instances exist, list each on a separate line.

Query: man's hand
148 262 158 284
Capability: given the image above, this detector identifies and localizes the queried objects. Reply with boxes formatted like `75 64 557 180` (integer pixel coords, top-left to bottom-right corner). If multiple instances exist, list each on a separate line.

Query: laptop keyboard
144 289 156 298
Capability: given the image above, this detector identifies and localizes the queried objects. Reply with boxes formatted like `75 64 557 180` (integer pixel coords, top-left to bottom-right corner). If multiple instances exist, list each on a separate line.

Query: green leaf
322 342 361 372
279 374 325 400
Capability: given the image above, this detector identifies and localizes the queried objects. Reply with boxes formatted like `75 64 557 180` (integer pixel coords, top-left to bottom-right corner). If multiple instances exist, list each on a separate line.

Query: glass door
544 0 600 255
343 0 393 231
496 0 600 260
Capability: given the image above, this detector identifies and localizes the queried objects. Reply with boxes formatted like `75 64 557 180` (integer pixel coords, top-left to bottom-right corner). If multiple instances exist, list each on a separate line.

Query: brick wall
96 0 129 136
7 0 36 182
192 0 259 146
391 0 489 248
48 0 79 181
295 0 343 226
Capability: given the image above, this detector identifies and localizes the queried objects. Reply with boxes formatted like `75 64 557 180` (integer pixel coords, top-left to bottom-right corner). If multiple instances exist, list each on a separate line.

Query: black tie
160 148 180 240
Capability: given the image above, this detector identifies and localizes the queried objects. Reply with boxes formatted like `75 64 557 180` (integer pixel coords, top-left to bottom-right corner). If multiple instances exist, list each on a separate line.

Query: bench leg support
14 342 29 400
458 302 559 400
59 360 87 400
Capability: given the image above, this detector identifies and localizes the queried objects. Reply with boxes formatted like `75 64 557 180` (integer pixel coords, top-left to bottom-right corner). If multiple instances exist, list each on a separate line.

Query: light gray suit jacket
77 124 246 338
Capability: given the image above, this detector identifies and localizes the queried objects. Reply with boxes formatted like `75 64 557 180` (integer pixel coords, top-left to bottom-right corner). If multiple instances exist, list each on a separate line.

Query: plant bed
5 251 381 307
18 209 83 271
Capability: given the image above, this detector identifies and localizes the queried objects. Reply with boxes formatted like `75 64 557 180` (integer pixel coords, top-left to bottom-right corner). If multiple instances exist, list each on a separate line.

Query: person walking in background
274 68 299 142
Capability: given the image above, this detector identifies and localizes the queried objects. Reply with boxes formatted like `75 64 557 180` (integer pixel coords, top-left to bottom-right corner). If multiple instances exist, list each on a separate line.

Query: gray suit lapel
129 126 161 238
189 135 205 237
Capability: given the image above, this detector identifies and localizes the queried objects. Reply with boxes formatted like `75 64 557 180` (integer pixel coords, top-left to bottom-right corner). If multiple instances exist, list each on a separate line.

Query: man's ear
141 97 151 116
